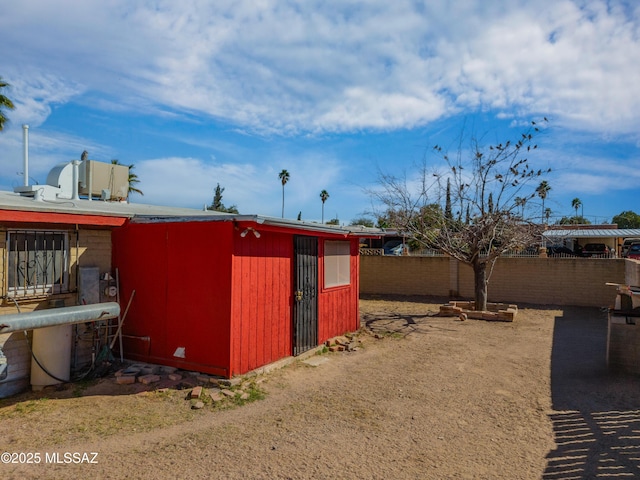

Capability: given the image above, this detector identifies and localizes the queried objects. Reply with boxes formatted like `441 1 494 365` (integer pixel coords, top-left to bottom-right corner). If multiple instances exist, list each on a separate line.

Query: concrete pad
302 356 330 367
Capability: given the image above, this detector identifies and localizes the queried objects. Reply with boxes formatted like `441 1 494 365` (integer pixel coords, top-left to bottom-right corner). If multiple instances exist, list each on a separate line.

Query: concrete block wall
359 256 451 297
625 259 640 288
361 255 630 308
71 229 112 288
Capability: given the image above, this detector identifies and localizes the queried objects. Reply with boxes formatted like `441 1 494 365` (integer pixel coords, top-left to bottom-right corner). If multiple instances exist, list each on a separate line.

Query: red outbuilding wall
317 239 361 344
112 221 234 376
230 229 293 376
113 219 363 378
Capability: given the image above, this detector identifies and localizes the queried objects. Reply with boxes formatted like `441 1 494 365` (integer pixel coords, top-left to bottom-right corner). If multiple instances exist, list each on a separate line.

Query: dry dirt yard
1 295 639 479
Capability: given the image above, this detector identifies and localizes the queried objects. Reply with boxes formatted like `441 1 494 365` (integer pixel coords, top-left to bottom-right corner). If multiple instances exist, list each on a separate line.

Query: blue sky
1 0 639 224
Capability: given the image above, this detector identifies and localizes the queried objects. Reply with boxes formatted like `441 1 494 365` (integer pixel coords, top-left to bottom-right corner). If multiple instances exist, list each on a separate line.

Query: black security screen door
293 235 318 355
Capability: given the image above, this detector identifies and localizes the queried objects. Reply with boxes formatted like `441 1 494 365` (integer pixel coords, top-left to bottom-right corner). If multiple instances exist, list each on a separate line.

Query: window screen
324 241 350 288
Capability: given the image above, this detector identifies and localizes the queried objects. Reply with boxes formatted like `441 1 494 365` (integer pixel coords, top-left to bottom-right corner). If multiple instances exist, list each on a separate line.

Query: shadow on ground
544 307 640 479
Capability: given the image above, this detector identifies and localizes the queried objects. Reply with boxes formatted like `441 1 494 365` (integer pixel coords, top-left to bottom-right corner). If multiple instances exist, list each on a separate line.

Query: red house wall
230 233 361 377
112 221 233 376
317 239 361 344
230 229 293 376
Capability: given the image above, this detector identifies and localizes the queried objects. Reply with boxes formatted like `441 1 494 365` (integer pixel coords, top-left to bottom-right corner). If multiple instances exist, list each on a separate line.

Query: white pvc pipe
23 125 29 187
71 160 80 200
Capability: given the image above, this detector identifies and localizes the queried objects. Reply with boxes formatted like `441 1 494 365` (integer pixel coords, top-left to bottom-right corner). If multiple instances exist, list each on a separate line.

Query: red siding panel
112 221 233 376
230 230 292 376
317 238 361 343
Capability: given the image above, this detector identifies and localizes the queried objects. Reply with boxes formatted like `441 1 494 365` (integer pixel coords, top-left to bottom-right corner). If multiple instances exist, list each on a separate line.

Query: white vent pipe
23 124 29 187
71 160 80 200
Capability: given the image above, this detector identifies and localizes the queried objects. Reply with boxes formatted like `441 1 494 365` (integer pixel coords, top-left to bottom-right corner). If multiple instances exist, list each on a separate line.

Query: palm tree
111 159 143 199
0 77 16 132
536 181 551 222
320 189 329 223
278 169 290 218
571 198 582 218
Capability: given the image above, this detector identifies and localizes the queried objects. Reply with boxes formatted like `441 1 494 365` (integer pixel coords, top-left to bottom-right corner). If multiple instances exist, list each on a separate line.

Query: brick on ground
116 375 136 385
190 386 203 399
138 374 161 384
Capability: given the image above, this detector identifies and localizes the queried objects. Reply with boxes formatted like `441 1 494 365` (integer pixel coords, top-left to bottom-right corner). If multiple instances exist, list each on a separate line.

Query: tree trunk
473 260 488 311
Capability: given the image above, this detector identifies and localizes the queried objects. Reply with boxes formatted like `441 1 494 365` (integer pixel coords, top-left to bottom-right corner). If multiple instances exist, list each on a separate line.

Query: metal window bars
6 230 69 297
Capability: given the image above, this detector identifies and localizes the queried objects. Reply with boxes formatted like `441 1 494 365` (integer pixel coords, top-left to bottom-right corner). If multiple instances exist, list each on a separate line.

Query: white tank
30 324 72 390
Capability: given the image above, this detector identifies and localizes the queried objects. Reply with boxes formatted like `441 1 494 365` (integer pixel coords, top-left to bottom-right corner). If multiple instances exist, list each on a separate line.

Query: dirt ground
1 295 639 479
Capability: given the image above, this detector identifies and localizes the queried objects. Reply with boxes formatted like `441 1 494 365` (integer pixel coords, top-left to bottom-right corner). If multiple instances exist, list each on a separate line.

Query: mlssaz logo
45 452 99 464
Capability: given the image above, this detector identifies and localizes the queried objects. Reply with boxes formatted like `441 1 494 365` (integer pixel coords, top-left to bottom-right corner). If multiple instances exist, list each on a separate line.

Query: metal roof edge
130 213 382 236
543 228 640 238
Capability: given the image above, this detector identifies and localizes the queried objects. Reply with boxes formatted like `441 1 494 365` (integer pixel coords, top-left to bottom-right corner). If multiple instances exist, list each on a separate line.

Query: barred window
7 231 70 297
324 241 351 288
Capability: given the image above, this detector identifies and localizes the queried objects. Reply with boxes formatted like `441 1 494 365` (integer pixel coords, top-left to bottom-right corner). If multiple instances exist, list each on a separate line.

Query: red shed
112 215 375 378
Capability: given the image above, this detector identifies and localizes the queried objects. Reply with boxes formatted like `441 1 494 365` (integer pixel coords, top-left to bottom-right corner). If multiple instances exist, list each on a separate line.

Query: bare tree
372 119 550 311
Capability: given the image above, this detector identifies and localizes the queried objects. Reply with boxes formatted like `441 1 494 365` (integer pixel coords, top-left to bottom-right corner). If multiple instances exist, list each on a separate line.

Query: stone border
438 301 518 322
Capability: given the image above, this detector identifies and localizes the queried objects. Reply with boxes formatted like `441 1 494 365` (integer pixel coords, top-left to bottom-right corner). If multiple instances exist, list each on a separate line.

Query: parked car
581 243 610 257
622 238 640 257
383 240 406 256
547 246 577 257
627 243 640 260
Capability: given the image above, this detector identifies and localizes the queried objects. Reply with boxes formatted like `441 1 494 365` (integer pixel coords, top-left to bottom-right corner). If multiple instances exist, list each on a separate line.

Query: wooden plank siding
112 221 234 377
230 230 292 377
317 238 361 344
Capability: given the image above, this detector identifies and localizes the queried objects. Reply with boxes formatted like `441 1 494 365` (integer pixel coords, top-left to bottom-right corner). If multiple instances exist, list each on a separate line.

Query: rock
192 401 205 410
218 377 242 388
210 392 224 402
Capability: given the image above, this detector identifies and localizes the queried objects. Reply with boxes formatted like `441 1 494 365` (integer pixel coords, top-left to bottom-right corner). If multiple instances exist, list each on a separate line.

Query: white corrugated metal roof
543 228 640 238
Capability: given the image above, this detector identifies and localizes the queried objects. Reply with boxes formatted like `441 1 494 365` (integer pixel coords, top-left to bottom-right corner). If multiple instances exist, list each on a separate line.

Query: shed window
6 230 70 297
324 241 350 288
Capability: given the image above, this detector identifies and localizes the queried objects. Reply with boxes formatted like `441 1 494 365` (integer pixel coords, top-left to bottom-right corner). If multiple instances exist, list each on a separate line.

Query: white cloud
4 0 639 136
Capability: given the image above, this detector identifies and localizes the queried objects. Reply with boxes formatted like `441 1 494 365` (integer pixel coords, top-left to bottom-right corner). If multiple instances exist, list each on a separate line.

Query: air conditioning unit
79 161 129 200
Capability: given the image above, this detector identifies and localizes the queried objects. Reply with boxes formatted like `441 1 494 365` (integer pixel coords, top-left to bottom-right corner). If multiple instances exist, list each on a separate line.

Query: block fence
360 256 640 308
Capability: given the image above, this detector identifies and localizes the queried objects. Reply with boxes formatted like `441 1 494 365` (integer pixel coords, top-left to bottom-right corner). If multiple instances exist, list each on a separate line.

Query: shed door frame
293 235 318 355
